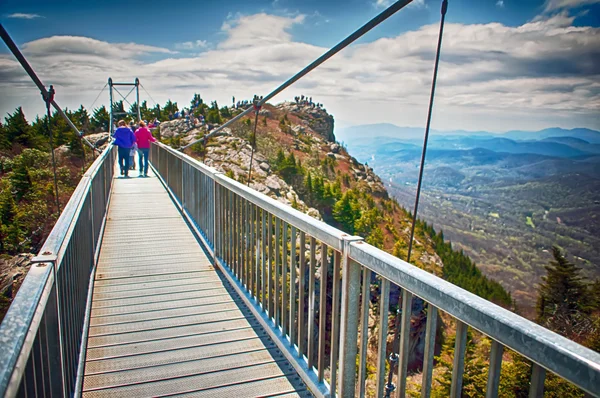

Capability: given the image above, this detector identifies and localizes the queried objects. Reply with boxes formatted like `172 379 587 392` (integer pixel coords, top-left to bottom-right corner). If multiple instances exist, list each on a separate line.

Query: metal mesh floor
82 166 311 397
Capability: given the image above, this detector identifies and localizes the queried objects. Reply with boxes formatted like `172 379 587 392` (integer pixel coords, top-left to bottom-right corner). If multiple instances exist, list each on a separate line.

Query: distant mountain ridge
337 124 600 144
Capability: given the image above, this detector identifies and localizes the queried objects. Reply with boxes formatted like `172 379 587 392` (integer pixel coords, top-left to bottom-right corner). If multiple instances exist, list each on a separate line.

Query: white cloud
175 40 208 50
6 13 43 19
496 0 505 8
1 12 598 132
219 13 305 49
543 0 600 12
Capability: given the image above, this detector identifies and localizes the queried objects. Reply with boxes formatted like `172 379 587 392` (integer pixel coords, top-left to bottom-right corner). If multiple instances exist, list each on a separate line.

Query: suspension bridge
1 0 600 397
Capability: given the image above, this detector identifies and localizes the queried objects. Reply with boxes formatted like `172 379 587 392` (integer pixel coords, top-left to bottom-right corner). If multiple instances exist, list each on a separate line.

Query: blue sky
1 0 599 132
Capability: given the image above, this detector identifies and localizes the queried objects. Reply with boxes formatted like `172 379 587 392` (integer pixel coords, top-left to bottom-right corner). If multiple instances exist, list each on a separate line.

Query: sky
1 0 599 133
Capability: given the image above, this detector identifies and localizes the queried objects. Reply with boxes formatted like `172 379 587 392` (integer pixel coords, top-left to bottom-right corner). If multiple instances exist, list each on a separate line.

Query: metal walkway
81 167 311 397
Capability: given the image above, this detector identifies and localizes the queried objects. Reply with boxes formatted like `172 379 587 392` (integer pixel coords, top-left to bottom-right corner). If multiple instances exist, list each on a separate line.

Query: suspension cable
246 102 261 186
140 83 159 108
113 86 136 110
0 24 99 153
86 82 108 112
384 0 449 396
180 0 415 151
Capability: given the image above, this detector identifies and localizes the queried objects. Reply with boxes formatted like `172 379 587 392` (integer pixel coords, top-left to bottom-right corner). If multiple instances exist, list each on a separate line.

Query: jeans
117 146 130 175
138 148 150 175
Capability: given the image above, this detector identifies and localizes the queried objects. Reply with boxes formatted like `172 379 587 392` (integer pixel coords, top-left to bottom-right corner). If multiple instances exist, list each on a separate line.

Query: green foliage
91 105 110 132
537 246 589 326
164 100 178 115
2 108 42 150
273 149 303 181
0 148 80 255
206 101 222 124
332 189 361 234
434 329 489 397
220 106 232 119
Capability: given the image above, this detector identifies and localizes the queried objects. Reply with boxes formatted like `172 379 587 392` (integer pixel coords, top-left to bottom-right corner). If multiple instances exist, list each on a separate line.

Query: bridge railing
150 142 600 398
0 145 116 398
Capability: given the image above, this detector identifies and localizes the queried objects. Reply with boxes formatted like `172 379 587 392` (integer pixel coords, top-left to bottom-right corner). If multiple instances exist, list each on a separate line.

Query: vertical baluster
290 226 297 347
397 290 413 398
255 206 260 302
275 217 281 327
245 199 250 292
237 195 242 279
421 304 438 398
338 255 361 398
450 320 468 398
485 340 504 398
252 204 257 298
282 222 289 336
358 268 371 397
317 243 328 383
261 209 267 312
233 194 238 277
308 236 317 369
298 231 307 358
529 364 546 398
330 250 341 397
268 213 274 318
217 185 222 261
225 190 230 266
376 278 390 398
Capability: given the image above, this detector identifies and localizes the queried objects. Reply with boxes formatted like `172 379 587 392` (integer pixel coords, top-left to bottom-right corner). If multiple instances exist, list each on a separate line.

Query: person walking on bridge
113 120 136 177
135 121 156 177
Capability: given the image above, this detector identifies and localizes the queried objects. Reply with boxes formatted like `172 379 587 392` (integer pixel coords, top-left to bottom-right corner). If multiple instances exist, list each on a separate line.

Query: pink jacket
134 127 156 149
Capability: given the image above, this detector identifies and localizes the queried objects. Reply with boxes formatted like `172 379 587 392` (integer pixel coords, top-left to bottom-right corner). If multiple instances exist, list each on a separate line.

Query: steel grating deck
82 166 312 397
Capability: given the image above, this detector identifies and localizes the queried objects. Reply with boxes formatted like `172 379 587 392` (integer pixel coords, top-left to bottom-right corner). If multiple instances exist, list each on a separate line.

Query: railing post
338 236 364 397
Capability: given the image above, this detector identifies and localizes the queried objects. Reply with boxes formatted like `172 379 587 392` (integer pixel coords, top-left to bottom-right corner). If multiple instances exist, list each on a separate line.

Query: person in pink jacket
134 121 156 177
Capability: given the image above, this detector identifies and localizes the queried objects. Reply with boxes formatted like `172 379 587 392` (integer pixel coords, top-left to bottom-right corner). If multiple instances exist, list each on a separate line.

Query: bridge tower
108 77 141 134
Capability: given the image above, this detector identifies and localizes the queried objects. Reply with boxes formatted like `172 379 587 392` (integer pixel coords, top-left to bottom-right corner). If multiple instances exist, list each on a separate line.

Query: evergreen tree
332 189 360 234
3 108 40 150
91 106 110 132
0 122 9 150
206 101 222 124
537 246 588 331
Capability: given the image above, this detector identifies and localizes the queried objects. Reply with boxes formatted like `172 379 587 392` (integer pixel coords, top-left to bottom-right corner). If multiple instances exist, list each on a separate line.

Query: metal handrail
150 142 600 398
348 242 600 396
0 145 116 397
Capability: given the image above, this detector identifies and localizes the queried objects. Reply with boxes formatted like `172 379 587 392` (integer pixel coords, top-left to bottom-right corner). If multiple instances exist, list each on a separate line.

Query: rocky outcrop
277 102 335 142
203 135 322 220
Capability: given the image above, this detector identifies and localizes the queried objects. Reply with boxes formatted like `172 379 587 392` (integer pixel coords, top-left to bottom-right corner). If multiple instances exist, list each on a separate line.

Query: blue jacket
113 127 136 148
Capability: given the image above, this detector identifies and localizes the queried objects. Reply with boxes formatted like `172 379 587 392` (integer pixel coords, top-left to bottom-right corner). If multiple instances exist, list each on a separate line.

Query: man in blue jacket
112 120 136 177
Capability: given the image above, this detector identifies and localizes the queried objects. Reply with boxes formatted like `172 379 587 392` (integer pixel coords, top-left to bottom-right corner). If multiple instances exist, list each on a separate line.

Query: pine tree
4 108 40 150
91 106 110 132
537 246 588 334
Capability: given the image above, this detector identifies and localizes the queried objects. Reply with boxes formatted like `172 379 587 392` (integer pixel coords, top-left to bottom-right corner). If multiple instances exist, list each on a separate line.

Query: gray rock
327 152 336 159
265 175 282 191
330 143 340 153
259 162 270 172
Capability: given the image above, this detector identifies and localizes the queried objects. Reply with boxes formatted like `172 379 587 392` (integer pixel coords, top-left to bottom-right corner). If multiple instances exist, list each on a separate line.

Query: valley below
340 124 600 313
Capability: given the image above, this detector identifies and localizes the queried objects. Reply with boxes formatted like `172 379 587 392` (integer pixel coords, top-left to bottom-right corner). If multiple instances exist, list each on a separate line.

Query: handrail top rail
348 241 600 396
155 141 221 178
